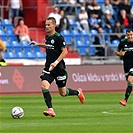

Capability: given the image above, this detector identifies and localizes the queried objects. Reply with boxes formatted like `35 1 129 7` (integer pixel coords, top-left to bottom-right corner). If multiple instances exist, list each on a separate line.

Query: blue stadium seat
0 25 3 30
20 41 29 47
3 41 13 53
11 35 17 41
7 52 17 59
33 47 41 53
123 28 129 34
26 52 35 59
68 19 77 30
61 30 69 36
5 25 13 31
6 30 14 35
98 2 104 6
81 30 90 43
71 30 82 42
6 35 17 42
1 19 13 26
111 40 120 46
89 30 98 42
23 47 31 53
1 36 8 41
75 40 89 48
2 52 8 59
64 36 72 45
0 29 5 35
78 48 86 56
17 52 26 59
71 29 81 36
6 47 13 53
90 29 98 35
11 41 20 47
69 19 76 25
61 30 73 45
109 39 120 50
35 51 46 59
89 46 96 56
3 41 11 47
81 30 89 35
13 47 22 53
97 0 104 6
85 40 90 47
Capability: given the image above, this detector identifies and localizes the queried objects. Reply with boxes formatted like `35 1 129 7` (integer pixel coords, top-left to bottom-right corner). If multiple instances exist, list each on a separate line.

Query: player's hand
121 51 126 56
28 41 37 46
49 62 58 71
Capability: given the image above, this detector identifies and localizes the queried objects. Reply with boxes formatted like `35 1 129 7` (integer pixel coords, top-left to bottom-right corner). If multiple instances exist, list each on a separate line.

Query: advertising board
0 65 126 94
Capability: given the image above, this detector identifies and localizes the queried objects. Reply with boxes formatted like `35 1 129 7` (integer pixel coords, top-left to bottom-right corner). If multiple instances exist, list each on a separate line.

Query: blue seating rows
61 29 100 56
3 51 46 59
0 19 46 59
0 19 17 42
1 18 123 58
61 24 124 56
2 40 46 59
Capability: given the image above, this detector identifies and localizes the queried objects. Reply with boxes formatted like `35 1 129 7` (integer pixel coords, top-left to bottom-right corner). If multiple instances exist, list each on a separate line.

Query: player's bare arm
115 50 126 56
29 41 46 48
49 47 68 71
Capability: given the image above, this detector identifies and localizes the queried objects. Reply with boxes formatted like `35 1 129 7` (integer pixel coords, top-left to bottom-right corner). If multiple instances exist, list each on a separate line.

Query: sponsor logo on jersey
57 76 66 81
46 44 54 49
129 68 133 72
51 39 55 44
124 47 133 51
63 42 66 46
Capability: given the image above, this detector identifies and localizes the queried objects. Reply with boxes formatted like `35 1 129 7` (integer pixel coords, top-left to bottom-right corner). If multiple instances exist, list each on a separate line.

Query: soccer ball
11 106 24 119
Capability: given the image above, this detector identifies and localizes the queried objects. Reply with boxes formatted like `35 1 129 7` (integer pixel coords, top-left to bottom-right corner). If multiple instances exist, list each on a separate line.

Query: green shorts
125 68 133 80
40 68 68 87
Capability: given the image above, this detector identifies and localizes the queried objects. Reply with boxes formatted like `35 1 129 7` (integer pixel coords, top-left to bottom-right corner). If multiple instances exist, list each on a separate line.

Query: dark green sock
65 88 79 96
42 90 52 108
124 83 132 102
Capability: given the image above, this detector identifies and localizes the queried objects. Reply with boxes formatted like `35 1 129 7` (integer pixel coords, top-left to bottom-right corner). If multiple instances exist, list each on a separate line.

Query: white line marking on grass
102 111 115 115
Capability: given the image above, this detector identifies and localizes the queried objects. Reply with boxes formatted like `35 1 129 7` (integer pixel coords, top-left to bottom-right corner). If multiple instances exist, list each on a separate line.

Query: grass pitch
0 93 132 133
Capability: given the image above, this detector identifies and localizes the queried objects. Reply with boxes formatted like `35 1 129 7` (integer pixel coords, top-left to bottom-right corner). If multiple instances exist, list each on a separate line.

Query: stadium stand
0 0 132 63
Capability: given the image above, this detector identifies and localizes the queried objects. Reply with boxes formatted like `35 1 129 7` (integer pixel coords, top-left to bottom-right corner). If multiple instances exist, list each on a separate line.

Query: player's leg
58 86 78 97
40 70 55 117
41 80 56 117
58 86 85 104
125 76 133 101
41 80 52 108
120 74 133 106
56 70 85 104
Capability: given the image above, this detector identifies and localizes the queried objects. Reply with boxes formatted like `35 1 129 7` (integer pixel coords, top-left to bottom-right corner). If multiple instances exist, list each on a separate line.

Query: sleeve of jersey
117 41 122 51
59 36 66 49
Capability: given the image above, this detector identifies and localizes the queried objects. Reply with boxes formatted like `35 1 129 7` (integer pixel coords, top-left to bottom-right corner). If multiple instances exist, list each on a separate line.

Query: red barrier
7 63 24 66
0 65 126 94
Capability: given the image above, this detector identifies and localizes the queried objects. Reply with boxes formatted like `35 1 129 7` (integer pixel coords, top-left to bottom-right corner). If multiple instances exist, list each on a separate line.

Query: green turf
0 93 132 133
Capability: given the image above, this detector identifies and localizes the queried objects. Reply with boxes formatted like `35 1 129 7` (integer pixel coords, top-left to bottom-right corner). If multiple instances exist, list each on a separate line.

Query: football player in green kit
29 17 85 117
116 29 133 106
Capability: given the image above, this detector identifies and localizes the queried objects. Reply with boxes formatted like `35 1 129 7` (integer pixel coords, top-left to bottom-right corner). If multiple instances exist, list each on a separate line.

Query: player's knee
59 92 66 97
58 87 66 96
128 76 133 85
41 84 47 90
128 80 133 85
41 80 50 90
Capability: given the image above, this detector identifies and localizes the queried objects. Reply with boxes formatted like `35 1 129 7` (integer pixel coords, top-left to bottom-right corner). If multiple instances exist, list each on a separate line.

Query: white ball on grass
11 106 24 119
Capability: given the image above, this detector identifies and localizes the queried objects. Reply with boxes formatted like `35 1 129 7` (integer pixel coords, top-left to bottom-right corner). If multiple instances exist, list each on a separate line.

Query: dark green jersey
45 32 66 70
117 38 133 73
